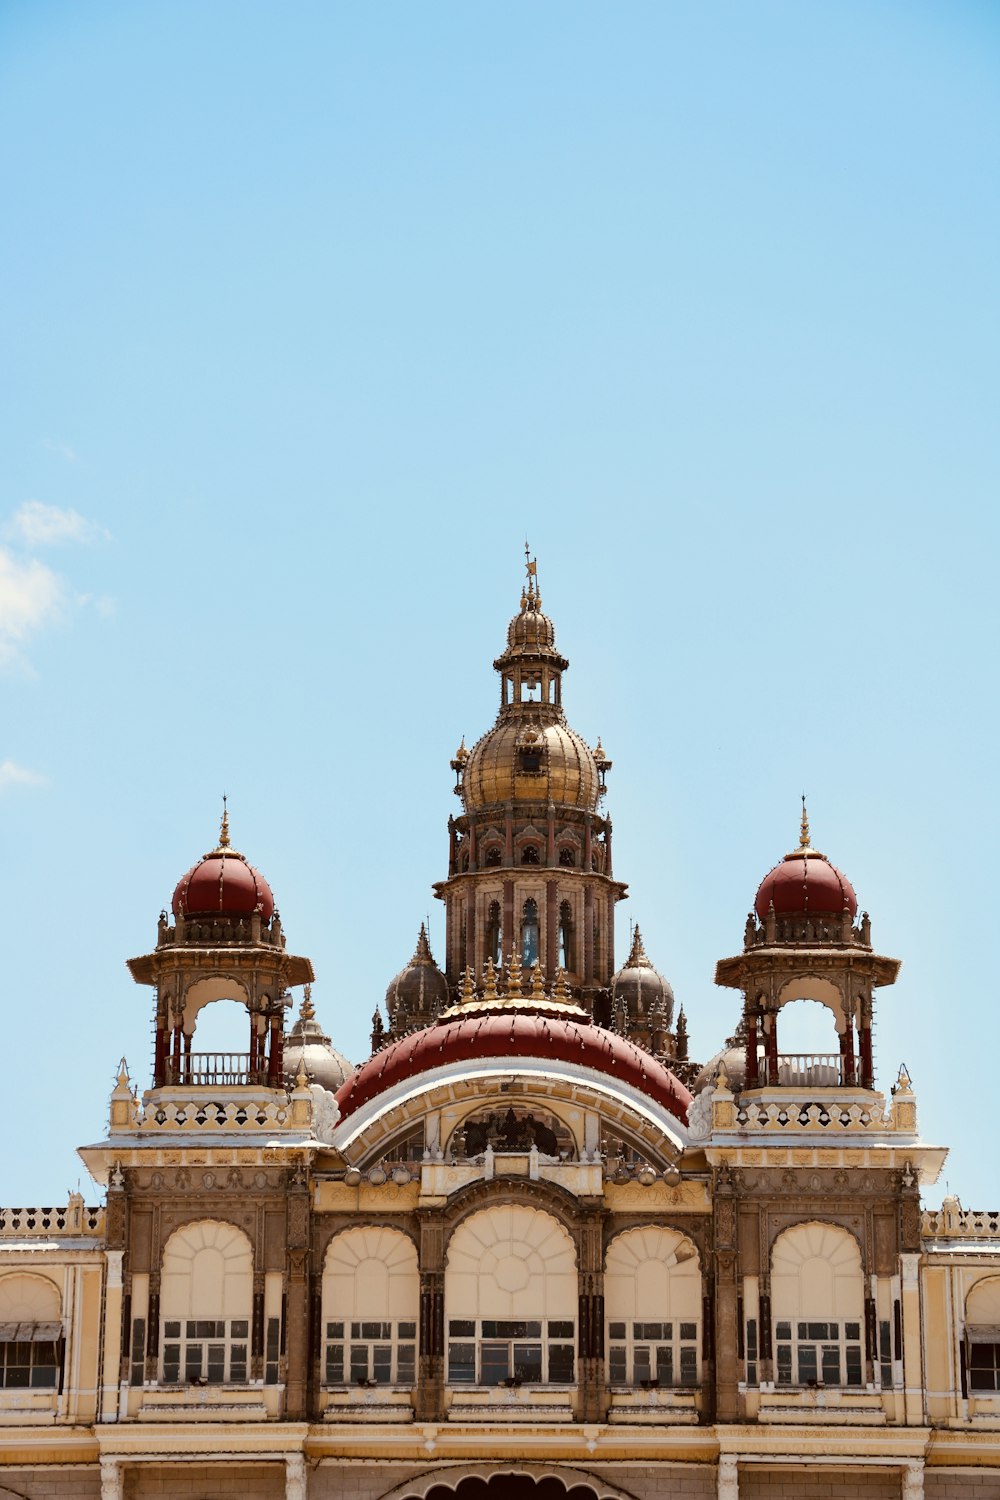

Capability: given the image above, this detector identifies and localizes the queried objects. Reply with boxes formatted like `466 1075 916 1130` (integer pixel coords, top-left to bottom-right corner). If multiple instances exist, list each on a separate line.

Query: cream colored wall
771 1222 864 1322
160 1219 253 1322
445 1204 577 1322
323 1225 419 1321
604 1226 701 1323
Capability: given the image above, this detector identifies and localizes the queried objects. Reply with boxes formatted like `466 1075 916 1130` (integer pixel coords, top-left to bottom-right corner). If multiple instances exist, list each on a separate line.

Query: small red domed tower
128 806 314 1090
715 801 900 1092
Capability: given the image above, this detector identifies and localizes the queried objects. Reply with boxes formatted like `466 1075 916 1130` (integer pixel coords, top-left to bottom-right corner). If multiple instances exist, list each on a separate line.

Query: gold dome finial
799 794 810 850
531 961 545 1001
524 540 541 609
461 966 476 1004
300 984 315 1022
219 794 231 850
483 958 499 1002
506 948 523 998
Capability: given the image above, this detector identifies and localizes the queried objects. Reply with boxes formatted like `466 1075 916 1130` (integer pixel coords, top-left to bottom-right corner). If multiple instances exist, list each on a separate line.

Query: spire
625 925 650 968
300 984 315 1023
219 794 231 850
411 923 435 965
799 794 810 850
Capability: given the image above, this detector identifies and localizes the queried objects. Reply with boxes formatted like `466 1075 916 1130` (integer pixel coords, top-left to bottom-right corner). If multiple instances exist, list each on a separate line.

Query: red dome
754 850 857 920
172 851 275 920
336 1013 691 1124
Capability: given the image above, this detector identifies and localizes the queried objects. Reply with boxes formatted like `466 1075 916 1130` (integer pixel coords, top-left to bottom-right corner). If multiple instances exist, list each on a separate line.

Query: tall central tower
434 558 626 1012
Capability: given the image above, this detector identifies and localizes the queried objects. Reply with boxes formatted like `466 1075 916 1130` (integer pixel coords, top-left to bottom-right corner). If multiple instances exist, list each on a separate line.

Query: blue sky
1 1 997 1204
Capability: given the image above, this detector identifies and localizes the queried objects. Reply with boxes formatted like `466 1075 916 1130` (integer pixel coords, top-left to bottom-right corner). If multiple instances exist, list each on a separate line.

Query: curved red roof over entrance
335 1012 691 1125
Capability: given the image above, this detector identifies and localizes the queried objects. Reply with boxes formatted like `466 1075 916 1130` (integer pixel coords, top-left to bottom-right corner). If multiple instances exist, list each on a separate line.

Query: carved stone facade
0 565 995 1500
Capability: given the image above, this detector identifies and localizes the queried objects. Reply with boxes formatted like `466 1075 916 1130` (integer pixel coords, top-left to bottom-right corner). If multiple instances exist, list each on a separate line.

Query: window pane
821 1345 841 1385
480 1343 510 1384
164 1321 181 1338
448 1343 475 1383
327 1322 344 1338
798 1345 818 1385
845 1346 863 1387
776 1345 792 1384
397 1345 416 1385
656 1346 674 1384
449 1320 475 1337
609 1322 626 1340
680 1322 697 1341
398 1322 416 1339
349 1347 369 1383
513 1343 542 1382
372 1345 392 1382
776 1322 791 1340
230 1346 247 1383
325 1344 344 1383
231 1320 249 1339
609 1347 626 1384
548 1321 573 1338
548 1344 574 1383
679 1346 698 1385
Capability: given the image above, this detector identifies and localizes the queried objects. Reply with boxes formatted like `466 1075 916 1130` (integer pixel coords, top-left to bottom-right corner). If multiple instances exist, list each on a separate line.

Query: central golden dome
462 719 600 811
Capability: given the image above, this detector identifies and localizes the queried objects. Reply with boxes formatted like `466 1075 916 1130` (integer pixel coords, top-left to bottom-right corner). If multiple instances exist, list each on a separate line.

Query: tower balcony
163 1051 265 1087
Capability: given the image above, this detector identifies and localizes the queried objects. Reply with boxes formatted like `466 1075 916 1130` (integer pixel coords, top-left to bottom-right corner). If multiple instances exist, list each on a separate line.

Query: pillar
286 1453 307 1500
503 879 514 968
900 1252 924 1426
285 1189 311 1419
745 1010 758 1088
100 1251 124 1422
100 1457 123 1500
546 879 558 980
902 1460 924 1500
584 885 595 985
546 803 556 866
765 1013 779 1086
465 897 476 979
717 1455 739 1500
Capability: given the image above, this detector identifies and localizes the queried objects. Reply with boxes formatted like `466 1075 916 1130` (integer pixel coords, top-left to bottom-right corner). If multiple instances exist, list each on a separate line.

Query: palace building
1 564 998 1500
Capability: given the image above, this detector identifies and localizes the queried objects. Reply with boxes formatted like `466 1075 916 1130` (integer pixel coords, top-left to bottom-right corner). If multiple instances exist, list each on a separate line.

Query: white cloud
0 548 64 642
42 439 80 464
0 760 44 793
8 500 108 548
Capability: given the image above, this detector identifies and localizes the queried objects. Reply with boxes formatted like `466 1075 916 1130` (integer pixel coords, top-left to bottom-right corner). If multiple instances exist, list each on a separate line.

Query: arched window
521 845 540 865
771 1223 864 1387
558 847 575 867
485 846 502 868
485 902 502 967
445 1205 577 1386
160 1221 253 1385
0 1274 62 1390
605 1228 701 1388
521 899 539 966
558 901 574 972
322 1228 419 1387
966 1278 1000 1392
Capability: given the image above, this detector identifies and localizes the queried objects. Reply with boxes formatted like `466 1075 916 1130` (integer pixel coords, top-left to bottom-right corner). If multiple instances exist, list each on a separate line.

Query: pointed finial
413 923 433 963
483 957 499 1001
506 947 523 997
627 926 649 967
531 961 545 1001
523 542 540 607
554 967 570 1000
300 984 315 1022
799 794 810 850
219 793 231 849
461 966 476 1004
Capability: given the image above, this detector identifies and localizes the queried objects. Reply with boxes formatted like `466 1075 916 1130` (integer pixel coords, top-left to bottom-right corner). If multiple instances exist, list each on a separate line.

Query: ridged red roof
754 851 857 920
335 1012 691 1124
172 852 275 920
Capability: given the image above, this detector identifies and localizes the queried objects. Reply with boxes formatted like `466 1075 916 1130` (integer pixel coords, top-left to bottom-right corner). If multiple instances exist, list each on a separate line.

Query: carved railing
776 1052 843 1087
0 1203 105 1237
731 1097 892 1132
922 1205 1000 1240
165 1053 262 1087
744 914 871 949
140 1097 292 1130
160 915 286 949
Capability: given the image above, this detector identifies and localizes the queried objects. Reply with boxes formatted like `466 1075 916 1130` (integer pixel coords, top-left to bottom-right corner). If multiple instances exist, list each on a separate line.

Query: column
100 1251 124 1422
286 1454 307 1500
465 898 476 979
545 879 558 980
284 1193 311 1419
900 1252 924 1426
584 886 595 985
503 880 514 967
745 1010 758 1088
902 1460 924 1500
100 1457 123 1500
717 1455 739 1500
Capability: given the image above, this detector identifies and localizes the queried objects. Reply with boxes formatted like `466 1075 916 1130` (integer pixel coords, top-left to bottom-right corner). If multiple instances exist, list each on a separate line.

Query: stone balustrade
0 1198 104 1237
922 1201 1000 1240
